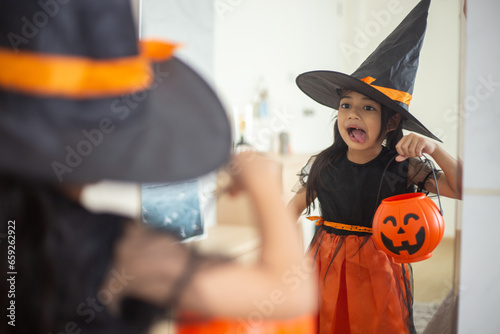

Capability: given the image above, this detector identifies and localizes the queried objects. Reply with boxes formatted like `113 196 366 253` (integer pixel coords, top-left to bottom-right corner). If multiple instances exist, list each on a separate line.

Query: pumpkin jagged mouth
381 227 425 255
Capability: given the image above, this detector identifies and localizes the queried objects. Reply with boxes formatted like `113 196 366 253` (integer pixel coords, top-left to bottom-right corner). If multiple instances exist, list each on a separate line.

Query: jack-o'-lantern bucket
372 192 444 263
176 312 316 334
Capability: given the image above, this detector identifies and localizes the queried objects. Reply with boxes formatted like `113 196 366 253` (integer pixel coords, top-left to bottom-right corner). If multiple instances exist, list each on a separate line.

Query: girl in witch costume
287 0 461 333
1 153 315 334
0 1 316 333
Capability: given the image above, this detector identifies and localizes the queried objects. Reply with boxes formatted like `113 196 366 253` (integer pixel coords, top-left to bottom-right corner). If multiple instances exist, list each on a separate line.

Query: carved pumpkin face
372 192 444 263
380 213 426 256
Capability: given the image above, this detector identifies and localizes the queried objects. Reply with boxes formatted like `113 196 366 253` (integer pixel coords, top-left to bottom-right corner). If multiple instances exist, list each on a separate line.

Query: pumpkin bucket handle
424 155 444 216
375 154 443 217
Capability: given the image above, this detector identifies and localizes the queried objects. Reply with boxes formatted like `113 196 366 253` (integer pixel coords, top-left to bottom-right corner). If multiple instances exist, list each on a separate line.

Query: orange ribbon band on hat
361 76 412 106
307 216 373 233
0 40 177 99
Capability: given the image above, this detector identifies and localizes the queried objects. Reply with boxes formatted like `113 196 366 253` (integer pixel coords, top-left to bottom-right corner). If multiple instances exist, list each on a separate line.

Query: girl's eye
340 103 350 109
364 105 376 111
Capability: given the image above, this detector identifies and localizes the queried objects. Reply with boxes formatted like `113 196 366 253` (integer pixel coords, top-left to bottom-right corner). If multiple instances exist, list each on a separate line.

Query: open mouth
380 227 426 256
347 126 366 143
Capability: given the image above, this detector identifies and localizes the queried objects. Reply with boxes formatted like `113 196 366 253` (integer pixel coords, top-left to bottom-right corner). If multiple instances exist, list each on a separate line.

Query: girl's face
337 90 385 157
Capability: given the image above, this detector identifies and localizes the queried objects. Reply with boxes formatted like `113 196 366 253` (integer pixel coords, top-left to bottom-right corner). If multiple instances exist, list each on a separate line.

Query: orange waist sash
307 216 373 233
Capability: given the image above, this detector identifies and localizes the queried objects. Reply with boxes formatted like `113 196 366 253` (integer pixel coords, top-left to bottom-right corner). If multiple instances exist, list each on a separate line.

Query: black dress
298 146 437 334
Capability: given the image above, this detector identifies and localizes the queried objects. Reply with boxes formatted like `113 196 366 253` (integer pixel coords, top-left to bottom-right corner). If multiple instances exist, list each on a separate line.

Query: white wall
457 0 500 332
214 0 340 153
140 0 214 82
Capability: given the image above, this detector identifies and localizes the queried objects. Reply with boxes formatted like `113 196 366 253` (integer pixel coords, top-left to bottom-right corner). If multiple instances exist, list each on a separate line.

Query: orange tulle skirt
309 227 415 334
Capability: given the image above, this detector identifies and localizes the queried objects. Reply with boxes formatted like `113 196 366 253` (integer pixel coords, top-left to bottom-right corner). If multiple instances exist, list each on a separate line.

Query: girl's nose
347 108 361 119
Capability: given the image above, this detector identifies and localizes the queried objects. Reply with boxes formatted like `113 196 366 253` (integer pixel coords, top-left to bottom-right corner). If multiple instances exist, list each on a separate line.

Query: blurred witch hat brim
0 2 232 183
296 0 440 142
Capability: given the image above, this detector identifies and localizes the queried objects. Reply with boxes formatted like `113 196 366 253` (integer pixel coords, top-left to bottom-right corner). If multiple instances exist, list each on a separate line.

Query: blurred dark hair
0 176 165 334
304 94 404 214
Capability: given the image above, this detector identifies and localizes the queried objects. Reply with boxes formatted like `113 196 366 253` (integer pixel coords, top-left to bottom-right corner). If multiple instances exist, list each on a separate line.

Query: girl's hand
106 224 190 311
222 152 282 197
395 133 437 162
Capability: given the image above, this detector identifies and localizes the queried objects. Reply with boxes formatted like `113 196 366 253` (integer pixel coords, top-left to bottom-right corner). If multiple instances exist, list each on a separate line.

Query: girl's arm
286 189 312 252
286 188 310 223
396 133 462 199
110 152 317 318
183 152 317 317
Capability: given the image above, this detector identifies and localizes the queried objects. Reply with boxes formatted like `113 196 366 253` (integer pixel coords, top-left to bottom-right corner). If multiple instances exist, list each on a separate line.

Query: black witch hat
296 0 440 142
0 0 232 183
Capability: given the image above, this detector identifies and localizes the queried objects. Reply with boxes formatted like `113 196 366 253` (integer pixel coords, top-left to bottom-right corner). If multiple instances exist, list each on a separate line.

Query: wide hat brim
0 56 232 183
296 71 441 142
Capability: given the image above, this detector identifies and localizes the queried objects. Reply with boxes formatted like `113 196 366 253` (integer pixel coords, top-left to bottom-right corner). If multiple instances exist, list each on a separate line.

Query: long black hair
0 176 165 334
304 100 404 215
